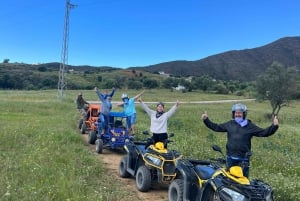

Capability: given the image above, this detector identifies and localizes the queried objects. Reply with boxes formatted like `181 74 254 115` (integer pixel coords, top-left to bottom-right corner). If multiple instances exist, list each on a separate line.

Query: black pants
152 133 168 148
226 156 250 177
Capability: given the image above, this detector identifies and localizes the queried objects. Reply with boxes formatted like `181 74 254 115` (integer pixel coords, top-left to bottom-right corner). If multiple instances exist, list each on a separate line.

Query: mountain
2 36 300 86
129 36 300 81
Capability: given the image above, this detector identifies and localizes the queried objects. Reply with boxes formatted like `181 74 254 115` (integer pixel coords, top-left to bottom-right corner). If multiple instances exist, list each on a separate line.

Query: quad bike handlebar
212 145 252 170
139 132 175 149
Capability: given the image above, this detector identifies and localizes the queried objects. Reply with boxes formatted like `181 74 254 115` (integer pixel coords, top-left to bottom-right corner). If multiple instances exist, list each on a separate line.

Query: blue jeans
126 113 136 130
98 113 109 133
226 156 250 177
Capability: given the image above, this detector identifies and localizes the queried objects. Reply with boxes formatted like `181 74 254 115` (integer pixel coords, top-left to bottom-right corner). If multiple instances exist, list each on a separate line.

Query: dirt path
82 134 169 201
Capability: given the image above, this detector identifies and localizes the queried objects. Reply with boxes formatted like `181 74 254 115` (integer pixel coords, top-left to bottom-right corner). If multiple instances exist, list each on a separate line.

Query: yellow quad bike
119 132 182 192
168 145 274 201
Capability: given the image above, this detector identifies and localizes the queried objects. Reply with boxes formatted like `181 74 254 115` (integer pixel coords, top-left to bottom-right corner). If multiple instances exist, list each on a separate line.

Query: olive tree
256 62 298 116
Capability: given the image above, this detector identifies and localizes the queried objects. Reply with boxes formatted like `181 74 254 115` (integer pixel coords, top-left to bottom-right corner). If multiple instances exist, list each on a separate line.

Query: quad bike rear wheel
168 179 184 201
136 165 151 192
119 155 130 178
88 130 97 144
95 139 103 154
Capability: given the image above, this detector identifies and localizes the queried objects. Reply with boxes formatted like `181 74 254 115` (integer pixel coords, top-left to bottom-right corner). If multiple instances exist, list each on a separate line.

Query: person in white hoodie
138 98 179 145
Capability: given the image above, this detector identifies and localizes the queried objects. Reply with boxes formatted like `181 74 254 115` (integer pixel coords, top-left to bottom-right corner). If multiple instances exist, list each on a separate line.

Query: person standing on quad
95 87 115 134
117 90 145 135
201 103 279 177
138 98 180 146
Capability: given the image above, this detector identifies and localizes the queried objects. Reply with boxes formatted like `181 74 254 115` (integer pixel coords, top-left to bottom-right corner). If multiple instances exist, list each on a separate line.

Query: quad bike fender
176 159 201 201
199 174 225 201
124 144 146 176
125 152 144 176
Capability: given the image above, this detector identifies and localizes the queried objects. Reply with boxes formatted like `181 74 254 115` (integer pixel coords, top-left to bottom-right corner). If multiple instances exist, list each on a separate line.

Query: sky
1 0 300 68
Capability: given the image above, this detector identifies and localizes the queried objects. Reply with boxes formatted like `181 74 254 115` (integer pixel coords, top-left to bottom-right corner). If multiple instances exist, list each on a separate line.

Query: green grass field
1 89 299 201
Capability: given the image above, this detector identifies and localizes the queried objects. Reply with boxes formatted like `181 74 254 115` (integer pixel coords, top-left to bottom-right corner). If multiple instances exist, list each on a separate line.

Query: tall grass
1 89 299 200
132 90 300 201
0 90 140 201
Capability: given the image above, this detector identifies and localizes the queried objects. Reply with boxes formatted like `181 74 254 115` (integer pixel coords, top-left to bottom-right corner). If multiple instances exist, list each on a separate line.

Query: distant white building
174 84 185 91
158 71 170 77
185 76 193 82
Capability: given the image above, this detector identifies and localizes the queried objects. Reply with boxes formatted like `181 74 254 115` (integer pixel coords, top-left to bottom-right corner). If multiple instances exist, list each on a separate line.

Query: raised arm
139 98 154 116
94 87 105 102
133 90 145 100
165 100 179 118
108 87 115 97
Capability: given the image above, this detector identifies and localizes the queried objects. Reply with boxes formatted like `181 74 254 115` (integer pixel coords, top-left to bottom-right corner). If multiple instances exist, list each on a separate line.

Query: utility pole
58 0 76 99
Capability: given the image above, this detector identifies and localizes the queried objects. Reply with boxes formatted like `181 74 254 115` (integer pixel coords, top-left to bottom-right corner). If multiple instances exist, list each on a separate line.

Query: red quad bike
119 132 182 192
79 104 100 134
168 145 274 201
88 111 134 154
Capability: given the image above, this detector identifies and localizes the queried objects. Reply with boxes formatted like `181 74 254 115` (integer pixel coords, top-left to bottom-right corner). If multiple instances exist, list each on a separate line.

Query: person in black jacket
76 92 89 119
201 103 279 177
76 92 89 111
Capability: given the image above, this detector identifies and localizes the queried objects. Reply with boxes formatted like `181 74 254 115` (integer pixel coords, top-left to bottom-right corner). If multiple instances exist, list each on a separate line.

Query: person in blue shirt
94 87 115 134
117 90 144 135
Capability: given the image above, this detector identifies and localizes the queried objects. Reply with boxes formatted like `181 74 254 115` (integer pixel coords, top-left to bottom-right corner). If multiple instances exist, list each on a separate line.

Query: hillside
129 36 300 81
1 36 300 90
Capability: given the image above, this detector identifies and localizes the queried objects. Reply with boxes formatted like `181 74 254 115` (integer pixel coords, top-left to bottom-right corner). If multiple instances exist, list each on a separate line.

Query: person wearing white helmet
201 103 279 177
117 90 145 135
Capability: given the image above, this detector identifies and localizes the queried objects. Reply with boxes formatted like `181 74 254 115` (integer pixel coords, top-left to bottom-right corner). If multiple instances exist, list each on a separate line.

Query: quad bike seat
110 127 126 136
195 165 215 180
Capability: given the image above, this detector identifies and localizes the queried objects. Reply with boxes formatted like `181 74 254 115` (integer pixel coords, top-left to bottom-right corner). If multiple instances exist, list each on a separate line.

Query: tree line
1 62 299 115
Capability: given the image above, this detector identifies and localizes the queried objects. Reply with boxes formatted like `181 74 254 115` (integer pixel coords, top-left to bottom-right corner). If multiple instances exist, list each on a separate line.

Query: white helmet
231 103 247 119
231 103 247 112
121 93 128 99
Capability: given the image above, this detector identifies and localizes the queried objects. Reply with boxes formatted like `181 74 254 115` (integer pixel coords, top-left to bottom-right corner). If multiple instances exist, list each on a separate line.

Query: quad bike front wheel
95 139 103 154
201 185 221 201
136 165 151 192
119 155 130 178
78 119 83 129
168 179 184 201
80 123 86 134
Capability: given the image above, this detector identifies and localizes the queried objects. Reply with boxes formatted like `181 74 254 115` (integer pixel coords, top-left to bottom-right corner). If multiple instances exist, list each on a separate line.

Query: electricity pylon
58 0 76 99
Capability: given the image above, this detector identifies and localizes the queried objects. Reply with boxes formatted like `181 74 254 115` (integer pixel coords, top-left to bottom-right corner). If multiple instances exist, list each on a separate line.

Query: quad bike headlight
221 187 247 201
146 155 162 166
111 137 116 142
265 191 273 201
125 139 130 143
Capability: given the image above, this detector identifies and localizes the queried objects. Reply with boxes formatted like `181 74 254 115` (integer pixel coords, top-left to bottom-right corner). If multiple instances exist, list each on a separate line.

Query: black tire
201 185 220 201
78 119 83 129
168 179 184 201
136 165 151 192
88 130 97 144
95 139 103 154
80 122 86 134
119 155 130 178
